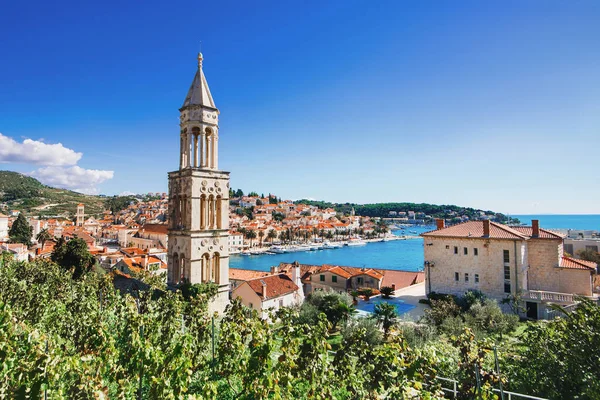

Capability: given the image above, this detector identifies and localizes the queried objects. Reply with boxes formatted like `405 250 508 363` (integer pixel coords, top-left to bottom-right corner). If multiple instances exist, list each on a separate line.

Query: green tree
303 290 355 331
266 229 277 243
258 230 264 247
51 236 94 279
245 230 257 248
507 298 600 399
576 248 600 267
8 214 32 245
35 228 52 250
372 302 398 338
380 286 395 299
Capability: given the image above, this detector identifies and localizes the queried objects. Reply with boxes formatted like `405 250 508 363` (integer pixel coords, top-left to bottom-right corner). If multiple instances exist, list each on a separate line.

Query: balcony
522 290 597 303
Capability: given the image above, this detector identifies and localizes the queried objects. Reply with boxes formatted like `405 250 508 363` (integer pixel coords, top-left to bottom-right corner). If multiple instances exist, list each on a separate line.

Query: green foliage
451 328 503 399
425 294 518 338
341 317 383 346
0 170 43 201
104 195 136 214
357 287 374 300
506 298 600 399
51 237 95 279
302 289 355 330
576 248 600 267
397 322 437 348
0 171 105 218
272 211 285 222
179 281 218 301
36 228 53 249
372 302 398 338
380 286 394 299
8 213 32 245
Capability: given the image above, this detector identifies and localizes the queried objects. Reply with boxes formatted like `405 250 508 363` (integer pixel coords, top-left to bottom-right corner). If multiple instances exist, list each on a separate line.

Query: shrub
341 317 383 346
464 299 518 337
380 286 394 299
397 322 437 348
423 297 461 327
457 289 487 311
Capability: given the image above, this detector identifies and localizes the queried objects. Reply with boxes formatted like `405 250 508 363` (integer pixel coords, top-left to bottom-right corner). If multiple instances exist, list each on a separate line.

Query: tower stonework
168 53 230 313
76 203 85 227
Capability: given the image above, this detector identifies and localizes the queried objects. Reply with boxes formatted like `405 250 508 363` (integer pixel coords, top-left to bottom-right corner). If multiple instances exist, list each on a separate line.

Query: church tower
168 53 230 313
76 203 85 227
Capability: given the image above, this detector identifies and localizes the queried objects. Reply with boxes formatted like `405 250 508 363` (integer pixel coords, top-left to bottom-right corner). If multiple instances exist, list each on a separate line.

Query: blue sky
1 0 599 214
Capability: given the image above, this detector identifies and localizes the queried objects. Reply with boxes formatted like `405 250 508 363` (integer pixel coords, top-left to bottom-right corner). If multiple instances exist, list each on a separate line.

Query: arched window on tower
202 253 211 282
212 253 220 284
216 195 222 229
172 253 179 283
191 127 200 167
204 127 213 168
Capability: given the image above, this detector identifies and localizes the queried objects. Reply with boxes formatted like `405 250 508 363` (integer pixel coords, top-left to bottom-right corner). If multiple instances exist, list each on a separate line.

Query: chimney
36 247 41 256
141 254 148 270
391 283 396 291
436 219 445 230
261 280 267 298
483 220 490 237
532 219 539 237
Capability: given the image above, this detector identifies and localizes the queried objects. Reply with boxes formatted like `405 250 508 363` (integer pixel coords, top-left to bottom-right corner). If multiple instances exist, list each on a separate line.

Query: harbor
229 227 433 272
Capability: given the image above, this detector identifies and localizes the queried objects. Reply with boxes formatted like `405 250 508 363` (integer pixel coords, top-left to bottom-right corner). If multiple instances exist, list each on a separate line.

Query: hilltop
0 170 105 218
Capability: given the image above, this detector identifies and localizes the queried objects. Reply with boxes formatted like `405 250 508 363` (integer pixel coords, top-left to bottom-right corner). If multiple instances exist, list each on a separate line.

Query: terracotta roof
353 269 384 280
422 221 528 240
327 266 353 279
139 224 168 235
381 271 425 289
560 257 597 270
244 274 299 300
229 268 271 281
510 226 565 239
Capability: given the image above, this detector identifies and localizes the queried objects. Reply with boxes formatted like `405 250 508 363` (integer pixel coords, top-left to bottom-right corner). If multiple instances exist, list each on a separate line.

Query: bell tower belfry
168 53 230 313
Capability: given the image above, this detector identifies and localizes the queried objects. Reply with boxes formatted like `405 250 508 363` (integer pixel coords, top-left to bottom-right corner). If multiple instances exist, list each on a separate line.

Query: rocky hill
0 170 106 218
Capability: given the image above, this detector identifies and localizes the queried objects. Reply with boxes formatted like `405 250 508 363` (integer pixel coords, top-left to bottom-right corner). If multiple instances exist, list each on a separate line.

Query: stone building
76 203 85 227
167 53 230 313
422 219 597 319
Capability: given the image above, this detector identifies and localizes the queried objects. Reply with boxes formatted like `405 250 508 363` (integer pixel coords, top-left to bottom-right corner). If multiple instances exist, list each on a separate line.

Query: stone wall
423 237 526 299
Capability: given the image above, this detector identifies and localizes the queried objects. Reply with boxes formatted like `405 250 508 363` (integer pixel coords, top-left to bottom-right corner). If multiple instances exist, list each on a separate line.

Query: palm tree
267 230 277 243
258 230 264 247
36 229 53 250
245 230 257 248
372 302 398 339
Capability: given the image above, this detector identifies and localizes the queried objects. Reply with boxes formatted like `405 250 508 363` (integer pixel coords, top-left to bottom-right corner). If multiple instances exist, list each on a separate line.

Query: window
475 274 479 283
455 272 459 281
465 273 469 282
357 277 363 285
446 245 450 249
249 303 253 309
474 248 478 256
464 247 468 255
586 245 599 252
504 265 511 280
279 299 284 308
320 275 325 282
454 246 458 254
332 275 337 283
503 250 510 264
504 282 511 294
564 244 574 255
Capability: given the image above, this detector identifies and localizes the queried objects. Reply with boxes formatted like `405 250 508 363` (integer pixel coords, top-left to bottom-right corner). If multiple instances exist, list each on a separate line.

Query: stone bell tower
168 53 230 313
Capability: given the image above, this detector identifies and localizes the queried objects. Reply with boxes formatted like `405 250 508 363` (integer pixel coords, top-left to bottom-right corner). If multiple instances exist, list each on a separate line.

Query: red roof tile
229 268 271 281
422 221 528 240
244 274 299 300
511 226 564 239
560 257 597 270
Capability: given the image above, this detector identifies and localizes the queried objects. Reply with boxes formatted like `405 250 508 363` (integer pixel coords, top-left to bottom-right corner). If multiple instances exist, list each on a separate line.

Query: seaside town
2 3 600 397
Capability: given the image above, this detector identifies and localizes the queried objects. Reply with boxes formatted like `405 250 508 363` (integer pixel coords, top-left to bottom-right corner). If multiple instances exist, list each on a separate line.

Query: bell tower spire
168 53 230 314
179 53 219 170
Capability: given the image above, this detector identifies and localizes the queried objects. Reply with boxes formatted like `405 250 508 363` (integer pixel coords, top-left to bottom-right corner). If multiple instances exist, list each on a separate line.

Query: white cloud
31 166 114 195
0 133 82 166
119 191 137 196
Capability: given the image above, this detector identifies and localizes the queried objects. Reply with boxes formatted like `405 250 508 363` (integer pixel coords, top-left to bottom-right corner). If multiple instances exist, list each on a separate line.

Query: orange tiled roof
327 266 353 279
244 274 299 300
229 268 271 281
422 221 528 240
560 257 597 270
510 226 565 239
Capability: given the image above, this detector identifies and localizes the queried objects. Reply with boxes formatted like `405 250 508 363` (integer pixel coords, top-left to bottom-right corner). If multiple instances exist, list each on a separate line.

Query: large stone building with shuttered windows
422 219 597 319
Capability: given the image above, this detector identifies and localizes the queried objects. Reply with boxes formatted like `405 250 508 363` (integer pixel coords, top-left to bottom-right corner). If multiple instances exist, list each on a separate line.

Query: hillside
0 170 105 218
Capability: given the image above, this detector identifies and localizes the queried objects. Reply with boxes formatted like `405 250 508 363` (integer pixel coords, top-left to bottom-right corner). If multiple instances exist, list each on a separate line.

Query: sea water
229 216 600 272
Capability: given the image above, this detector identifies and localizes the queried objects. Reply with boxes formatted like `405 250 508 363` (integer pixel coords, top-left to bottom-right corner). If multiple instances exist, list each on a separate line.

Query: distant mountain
0 170 105 218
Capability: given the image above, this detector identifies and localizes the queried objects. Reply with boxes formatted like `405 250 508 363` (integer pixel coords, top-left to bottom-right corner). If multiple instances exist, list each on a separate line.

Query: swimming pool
355 296 416 316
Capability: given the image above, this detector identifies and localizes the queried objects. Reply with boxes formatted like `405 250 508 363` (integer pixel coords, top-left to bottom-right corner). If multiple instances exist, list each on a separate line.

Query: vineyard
0 258 598 399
